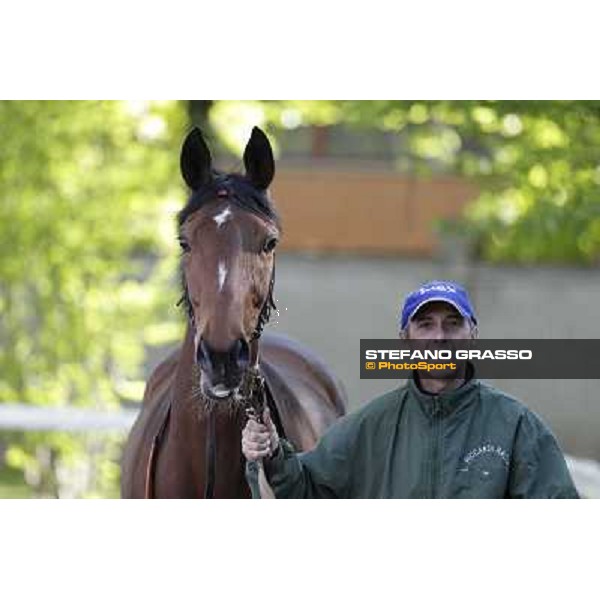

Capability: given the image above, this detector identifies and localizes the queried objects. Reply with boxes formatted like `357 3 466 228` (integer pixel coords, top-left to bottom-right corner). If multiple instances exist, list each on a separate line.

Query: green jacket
247 375 579 498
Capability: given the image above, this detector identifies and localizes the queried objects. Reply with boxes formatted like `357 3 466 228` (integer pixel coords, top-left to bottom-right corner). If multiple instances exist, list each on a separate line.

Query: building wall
271 167 478 255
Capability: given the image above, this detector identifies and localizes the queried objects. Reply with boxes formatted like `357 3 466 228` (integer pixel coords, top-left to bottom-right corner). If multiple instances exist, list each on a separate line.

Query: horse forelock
177 172 281 231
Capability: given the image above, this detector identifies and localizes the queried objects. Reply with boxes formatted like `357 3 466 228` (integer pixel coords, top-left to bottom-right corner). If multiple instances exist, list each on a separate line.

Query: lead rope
242 339 266 423
240 341 270 495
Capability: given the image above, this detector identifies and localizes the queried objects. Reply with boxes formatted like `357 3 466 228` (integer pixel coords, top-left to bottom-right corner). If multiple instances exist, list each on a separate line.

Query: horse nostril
196 339 211 371
236 338 250 369
197 338 250 388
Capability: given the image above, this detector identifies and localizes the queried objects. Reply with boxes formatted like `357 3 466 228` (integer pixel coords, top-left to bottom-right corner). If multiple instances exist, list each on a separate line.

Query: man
242 280 579 498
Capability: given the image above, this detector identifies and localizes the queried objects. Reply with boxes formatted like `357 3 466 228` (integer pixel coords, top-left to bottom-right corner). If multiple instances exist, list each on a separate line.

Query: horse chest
152 407 250 499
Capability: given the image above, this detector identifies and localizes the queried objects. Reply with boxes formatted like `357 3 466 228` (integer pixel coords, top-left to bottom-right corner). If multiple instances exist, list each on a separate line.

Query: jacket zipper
431 397 441 498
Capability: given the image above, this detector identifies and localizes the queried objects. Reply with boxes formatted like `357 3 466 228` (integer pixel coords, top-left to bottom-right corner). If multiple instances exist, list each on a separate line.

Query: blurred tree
187 100 213 132
0 101 188 496
213 100 600 264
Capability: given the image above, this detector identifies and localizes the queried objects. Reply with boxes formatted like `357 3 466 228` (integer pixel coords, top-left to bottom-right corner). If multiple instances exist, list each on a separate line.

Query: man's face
404 301 475 341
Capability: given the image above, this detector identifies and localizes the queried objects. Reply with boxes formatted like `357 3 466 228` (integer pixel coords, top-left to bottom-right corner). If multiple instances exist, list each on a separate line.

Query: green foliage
229 100 600 264
0 101 187 497
0 464 32 498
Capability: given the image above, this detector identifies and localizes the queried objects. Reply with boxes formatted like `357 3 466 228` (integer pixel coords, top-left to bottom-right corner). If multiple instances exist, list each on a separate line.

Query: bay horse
121 126 347 498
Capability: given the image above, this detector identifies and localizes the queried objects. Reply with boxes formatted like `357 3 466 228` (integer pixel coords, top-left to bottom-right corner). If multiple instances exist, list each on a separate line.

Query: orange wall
271 167 479 256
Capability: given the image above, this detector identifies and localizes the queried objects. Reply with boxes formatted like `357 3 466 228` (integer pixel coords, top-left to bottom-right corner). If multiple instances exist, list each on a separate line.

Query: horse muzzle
195 337 250 400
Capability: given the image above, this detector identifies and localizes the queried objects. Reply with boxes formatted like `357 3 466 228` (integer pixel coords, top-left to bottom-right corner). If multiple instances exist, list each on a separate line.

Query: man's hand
242 407 280 461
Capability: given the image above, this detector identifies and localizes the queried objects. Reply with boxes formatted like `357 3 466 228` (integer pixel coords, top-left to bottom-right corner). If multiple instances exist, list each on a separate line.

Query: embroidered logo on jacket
459 443 510 477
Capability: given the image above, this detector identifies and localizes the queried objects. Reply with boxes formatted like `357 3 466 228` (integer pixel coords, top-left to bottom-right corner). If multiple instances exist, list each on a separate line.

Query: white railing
0 403 137 432
566 456 600 499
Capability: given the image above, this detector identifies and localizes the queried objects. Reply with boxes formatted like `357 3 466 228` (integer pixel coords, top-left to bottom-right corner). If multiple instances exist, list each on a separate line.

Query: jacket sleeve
507 410 579 499
245 418 354 499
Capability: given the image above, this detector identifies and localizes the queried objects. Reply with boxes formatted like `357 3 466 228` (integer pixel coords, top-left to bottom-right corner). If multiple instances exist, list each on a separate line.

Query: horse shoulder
120 347 181 497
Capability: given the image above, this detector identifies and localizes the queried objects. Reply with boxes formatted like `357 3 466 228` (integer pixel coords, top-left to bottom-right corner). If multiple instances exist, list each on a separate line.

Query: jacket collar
406 363 479 418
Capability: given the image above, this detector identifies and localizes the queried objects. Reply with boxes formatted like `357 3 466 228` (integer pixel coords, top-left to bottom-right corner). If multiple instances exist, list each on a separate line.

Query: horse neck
168 324 249 498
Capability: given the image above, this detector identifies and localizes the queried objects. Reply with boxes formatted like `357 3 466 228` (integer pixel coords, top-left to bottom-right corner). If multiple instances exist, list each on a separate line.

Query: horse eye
263 236 278 253
179 239 191 253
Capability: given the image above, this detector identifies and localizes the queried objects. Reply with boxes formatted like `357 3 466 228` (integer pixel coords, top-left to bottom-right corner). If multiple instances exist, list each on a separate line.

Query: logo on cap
418 283 457 295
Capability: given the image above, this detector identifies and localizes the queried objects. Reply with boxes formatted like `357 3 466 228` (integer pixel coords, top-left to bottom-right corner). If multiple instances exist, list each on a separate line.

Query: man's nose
430 324 446 340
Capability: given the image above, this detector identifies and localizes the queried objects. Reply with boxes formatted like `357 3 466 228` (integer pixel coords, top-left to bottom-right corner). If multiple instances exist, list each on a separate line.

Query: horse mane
177 171 281 230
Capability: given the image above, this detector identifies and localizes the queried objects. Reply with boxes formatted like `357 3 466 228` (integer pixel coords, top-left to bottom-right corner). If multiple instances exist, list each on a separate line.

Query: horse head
177 126 280 402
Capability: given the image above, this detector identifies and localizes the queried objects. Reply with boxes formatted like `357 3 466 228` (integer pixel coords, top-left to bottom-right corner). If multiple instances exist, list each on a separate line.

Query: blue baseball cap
399 280 477 331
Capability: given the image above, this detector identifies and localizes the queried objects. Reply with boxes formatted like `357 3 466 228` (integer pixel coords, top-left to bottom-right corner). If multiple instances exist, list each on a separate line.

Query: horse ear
243 126 275 190
180 127 213 191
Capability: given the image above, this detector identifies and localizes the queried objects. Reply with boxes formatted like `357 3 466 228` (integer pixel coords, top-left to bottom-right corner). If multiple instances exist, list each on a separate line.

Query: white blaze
218 261 227 292
214 206 232 228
